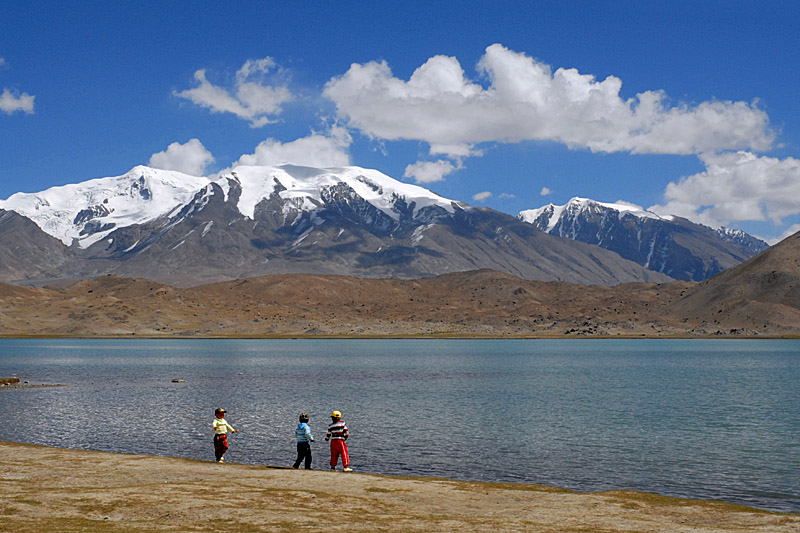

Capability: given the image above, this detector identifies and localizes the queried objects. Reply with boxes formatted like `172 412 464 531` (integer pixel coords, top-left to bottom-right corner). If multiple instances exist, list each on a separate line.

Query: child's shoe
343 467 353 472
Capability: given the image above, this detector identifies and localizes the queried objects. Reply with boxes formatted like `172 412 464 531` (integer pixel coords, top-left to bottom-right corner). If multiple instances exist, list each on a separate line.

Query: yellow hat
331 410 342 418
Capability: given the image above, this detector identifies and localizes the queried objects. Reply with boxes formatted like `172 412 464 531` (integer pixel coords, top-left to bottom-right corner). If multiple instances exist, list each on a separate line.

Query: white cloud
175 57 293 127
149 138 214 176
0 59 35 114
226 126 351 171
473 191 492 202
771 224 800 245
0 88 34 114
540 187 552 196
323 44 774 156
649 151 800 229
498 193 515 199
430 143 481 158
403 159 460 184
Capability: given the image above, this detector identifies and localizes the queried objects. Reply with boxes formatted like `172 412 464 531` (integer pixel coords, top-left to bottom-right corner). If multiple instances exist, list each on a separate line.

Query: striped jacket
326 420 348 440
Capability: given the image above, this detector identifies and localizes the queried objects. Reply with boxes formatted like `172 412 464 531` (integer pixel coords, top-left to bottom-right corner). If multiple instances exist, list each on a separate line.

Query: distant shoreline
2 440 797 532
2 334 799 339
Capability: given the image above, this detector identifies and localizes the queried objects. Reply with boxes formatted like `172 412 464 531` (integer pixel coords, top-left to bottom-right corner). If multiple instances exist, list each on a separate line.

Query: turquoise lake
1 338 797 512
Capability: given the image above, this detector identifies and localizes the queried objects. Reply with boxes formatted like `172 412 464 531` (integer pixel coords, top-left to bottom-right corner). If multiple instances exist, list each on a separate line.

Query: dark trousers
293 442 312 469
214 434 228 461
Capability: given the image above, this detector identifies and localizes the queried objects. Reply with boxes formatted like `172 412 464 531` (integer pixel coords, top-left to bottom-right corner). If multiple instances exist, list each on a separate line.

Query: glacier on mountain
0 166 211 247
518 196 769 281
0 164 461 248
519 197 667 233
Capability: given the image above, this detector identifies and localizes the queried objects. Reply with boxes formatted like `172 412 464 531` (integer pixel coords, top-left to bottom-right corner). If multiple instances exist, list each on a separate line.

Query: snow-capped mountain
0 165 673 287
227 164 458 220
0 165 460 248
0 166 212 248
519 197 769 281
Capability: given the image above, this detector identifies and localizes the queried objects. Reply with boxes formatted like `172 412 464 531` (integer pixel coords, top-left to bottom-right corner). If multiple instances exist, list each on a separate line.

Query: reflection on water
1 338 798 512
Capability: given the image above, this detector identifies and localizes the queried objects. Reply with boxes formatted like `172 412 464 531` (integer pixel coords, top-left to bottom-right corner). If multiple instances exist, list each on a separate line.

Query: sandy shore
1 441 797 532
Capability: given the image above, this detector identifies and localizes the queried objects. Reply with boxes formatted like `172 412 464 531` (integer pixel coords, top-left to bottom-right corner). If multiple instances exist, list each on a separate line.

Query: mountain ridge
0 164 673 287
519 197 768 281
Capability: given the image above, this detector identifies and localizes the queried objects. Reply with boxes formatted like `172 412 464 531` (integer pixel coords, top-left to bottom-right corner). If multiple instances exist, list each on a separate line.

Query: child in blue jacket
292 412 314 469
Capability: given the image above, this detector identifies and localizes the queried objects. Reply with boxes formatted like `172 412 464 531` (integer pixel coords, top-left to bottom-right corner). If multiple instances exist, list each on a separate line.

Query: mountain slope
664 230 800 334
0 166 211 248
0 165 672 287
77 180 672 286
519 198 768 281
0 210 78 282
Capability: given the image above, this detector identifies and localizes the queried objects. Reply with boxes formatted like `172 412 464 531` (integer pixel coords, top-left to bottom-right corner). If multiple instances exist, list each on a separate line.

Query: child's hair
299 412 309 422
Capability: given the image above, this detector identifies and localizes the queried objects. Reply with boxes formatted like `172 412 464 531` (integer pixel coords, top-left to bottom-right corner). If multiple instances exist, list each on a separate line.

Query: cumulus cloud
175 57 293 127
0 59 35 114
540 187 552 196
773 224 800 244
473 191 492 202
226 126 351 171
323 44 774 156
0 88 34 114
149 138 214 176
649 151 800 229
403 159 461 184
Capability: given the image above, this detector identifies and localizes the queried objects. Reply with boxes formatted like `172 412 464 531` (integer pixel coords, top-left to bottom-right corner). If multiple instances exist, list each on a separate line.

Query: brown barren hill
2 231 800 338
665 231 800 335
0 270 694 337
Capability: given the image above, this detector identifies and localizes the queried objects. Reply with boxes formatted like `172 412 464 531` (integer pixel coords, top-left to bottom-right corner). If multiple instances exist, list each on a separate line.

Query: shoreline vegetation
2 441 797 532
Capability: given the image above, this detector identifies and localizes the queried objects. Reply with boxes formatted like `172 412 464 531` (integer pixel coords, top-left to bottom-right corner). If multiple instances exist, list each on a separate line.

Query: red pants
330 439 349 468
214 434 228 461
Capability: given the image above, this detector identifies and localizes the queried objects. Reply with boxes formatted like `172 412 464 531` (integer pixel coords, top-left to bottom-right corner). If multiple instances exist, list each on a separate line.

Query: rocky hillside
0 165 670 287
663 230 800 334
519 198 768 281
3 230 799 337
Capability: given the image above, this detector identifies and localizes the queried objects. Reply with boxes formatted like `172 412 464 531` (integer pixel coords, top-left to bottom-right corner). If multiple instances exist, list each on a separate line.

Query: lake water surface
1 338 797 512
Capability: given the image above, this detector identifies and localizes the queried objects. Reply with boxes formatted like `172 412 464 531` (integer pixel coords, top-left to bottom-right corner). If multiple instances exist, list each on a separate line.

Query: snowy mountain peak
517 195 768 281
0 164 463 249
519 197 665 232
220 164 462 221
0 167 211 247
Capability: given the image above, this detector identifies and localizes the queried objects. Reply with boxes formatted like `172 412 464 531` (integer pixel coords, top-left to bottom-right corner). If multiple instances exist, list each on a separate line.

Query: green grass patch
364 487 411 493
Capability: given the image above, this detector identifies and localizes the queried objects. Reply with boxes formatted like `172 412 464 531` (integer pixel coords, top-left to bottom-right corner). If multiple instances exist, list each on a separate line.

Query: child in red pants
325 410 352 472
212 408 238 463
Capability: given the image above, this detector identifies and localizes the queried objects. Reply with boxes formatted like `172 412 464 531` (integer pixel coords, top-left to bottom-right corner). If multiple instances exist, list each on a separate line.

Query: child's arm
306 425 314 442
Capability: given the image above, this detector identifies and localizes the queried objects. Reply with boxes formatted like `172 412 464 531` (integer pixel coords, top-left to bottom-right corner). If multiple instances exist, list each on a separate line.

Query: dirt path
1 441 797 532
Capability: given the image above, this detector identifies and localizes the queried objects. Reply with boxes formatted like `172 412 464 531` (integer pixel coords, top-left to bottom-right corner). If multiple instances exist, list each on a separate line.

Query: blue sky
2 1 799 242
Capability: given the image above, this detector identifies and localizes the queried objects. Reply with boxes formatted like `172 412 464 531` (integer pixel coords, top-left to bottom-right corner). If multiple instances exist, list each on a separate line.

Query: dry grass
1 441 797 532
